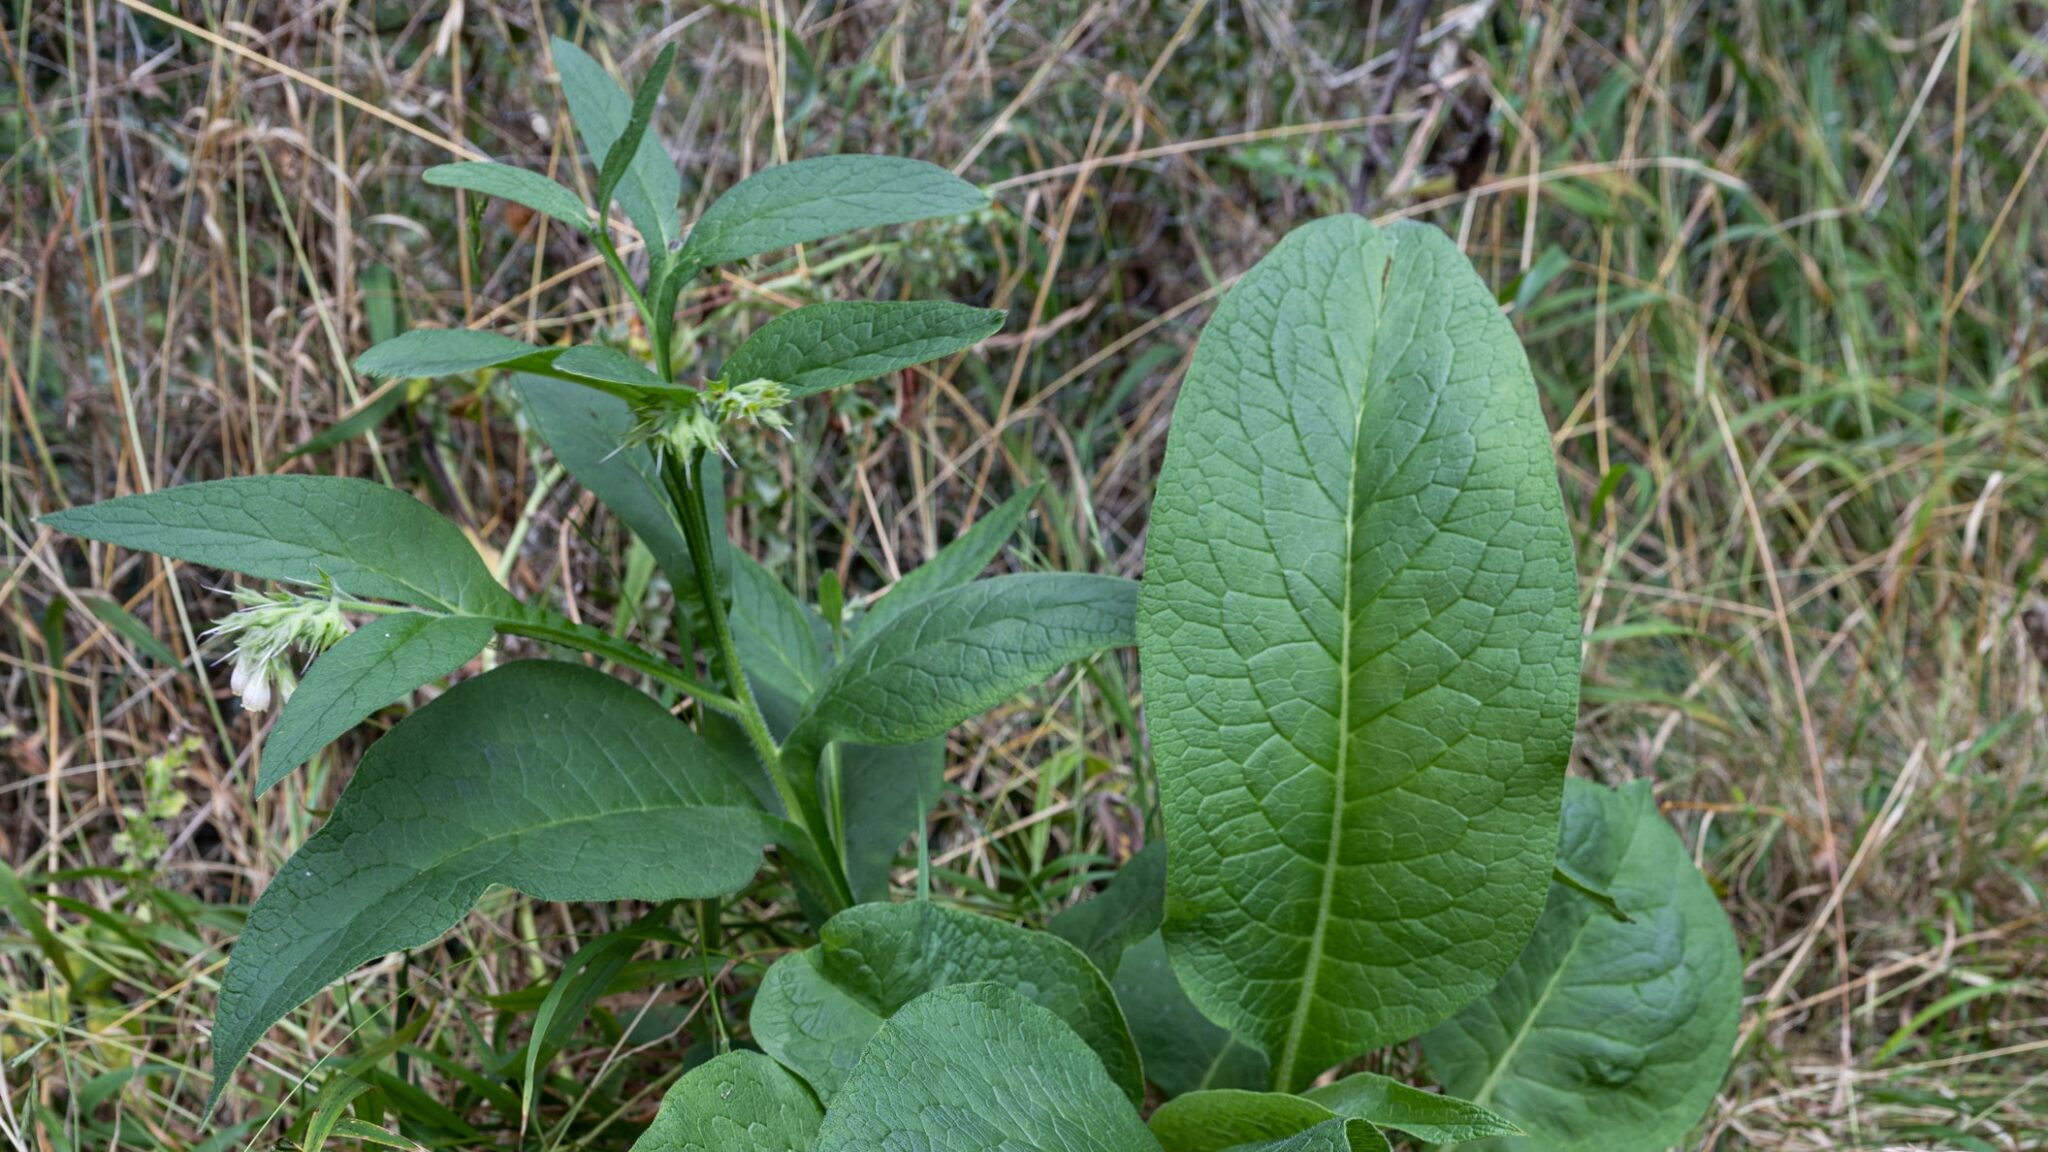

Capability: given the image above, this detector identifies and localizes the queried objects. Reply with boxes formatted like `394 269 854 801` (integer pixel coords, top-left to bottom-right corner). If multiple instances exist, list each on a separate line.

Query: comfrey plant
46 40 1740 1152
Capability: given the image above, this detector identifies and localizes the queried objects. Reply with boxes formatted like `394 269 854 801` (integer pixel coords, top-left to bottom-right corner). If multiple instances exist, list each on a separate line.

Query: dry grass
5 0 2048 1148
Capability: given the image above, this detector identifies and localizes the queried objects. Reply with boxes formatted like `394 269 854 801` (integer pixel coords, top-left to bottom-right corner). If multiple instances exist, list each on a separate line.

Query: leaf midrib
1272 234 1385 1090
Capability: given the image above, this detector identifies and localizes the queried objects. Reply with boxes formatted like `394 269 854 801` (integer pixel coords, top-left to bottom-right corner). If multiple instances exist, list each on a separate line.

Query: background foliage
4 0 2047 1148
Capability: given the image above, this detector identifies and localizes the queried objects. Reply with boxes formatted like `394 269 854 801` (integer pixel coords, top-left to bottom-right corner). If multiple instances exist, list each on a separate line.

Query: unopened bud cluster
631 377 793 462
207 586 353 712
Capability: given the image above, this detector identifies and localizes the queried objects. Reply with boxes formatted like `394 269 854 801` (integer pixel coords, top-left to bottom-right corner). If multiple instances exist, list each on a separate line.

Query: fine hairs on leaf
37 38 1742 1143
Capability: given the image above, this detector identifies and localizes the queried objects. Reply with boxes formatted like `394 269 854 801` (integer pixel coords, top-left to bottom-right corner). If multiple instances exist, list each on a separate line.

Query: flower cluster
629 377 793 462
206 586 352 712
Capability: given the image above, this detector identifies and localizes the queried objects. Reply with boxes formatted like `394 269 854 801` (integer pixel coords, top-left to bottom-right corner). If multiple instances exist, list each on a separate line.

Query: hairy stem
663 449 854 913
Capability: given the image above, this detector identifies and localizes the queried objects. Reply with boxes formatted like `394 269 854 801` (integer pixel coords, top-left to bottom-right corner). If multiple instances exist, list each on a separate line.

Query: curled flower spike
207 586 349 712
628 377 793 465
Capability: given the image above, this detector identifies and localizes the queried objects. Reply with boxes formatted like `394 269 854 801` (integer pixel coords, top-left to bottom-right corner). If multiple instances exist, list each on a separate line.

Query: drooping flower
207 586 348 712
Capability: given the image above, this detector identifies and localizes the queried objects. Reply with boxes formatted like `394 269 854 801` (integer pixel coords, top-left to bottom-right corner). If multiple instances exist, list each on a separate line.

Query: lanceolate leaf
553 36 681 256
836 739 943 903
751 901 1144 1105
857 482 1041 639
731 553 824 711
1419 779 1741 1152
208 662 775 1110
354 329 544 380
815 983 1159 1152
720 301 1004 398
424 162 592 231
43 476 514 614
630 1051 821 1152
1139 215 1581 1089
595 45 676 223
358 332 670 401
515 377 696 590
258 613 494 792
1148 1091 1390 1152
789 572 1137 751
1302 1072 1523 1143
678 155 987 270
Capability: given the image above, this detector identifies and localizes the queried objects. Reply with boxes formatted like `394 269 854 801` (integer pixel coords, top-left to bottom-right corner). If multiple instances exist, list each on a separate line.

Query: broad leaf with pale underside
1148 1090 1390 1152
815 983 1158 1152
1139 214 1580 1089
630 1051 820 1152
1420 778 1740 1152
750 901 1143 1105
207 662 777 1112
424 162 592 231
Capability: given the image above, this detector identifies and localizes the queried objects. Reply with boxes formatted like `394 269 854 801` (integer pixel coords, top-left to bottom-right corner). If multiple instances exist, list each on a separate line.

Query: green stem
662 450 854 912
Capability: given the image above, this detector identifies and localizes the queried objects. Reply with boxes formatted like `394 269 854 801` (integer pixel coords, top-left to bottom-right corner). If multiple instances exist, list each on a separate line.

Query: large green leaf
258 613 494 792
678 155 987 270
1419 779 1741 1152
720 301 1003 399
1148 1091 1389 1152
552 36 681 257
42 476 513 614
856 482 1041 639
815 983 1159 1152
208 662 774 1110
789 573 1136 751
1221 1119 1362 1152
1114 934 1270 1097
1303 1072 1522 1144
750 901 1143 1105
424 162 592 231
630 1051 820 1152
1138 215 1580 1089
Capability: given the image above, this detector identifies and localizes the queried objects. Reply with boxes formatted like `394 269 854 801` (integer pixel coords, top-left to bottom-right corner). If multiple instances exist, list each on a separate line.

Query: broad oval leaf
751 901 1144 1105
815 983 1160 1152
1149 1091 1389 1152
631 1051 820 1152
553 36 681 256
1303 1072 1521 1144
424 162 592 231
720 300 1003 399
208 661 773 1110
42 476 513 614
790 572 1137 751
258 613 494 792
678 155 987 270
1419 778 1741 1152
1223 1118 1367 1152
1139 215 1581 1089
